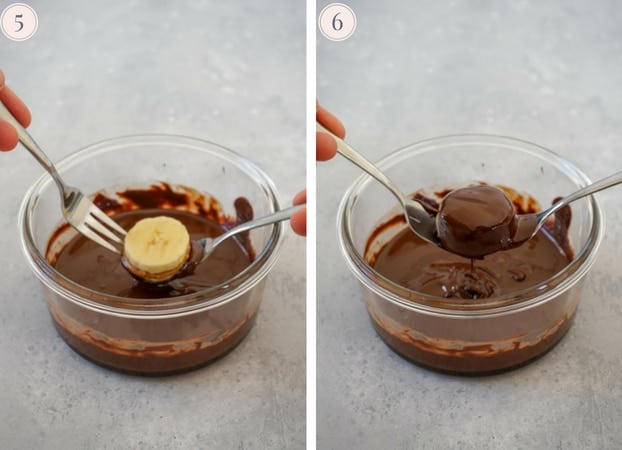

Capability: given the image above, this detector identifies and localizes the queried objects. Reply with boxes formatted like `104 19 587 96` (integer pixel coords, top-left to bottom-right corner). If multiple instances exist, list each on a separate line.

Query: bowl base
50 313 258 376
369 312 576 375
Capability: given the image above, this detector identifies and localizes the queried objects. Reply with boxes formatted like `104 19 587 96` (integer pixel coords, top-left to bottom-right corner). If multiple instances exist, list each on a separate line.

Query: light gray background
0 1 305 449
318 1 622 449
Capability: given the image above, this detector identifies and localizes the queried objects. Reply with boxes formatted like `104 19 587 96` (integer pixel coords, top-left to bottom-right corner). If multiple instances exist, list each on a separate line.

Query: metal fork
0 101 126 254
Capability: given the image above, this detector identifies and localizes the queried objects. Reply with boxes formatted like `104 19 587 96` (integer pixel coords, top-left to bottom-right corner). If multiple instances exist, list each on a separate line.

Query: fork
0 101 126 254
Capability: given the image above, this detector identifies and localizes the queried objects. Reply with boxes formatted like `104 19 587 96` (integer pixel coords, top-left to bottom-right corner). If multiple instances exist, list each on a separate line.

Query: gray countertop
0 2 305 449
318 1 622 449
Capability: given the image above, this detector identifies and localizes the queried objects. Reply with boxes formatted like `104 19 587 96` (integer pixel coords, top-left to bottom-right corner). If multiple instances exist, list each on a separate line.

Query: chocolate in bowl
369 185 574 300
46 183 257 299
337 135 603 374
19 135 284 375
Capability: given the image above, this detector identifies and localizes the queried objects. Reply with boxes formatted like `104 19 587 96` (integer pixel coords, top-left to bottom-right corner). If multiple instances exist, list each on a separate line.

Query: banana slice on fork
122 216 191 283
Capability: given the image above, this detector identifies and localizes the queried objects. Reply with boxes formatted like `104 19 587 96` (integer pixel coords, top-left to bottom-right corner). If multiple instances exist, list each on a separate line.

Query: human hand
289 103 346 236
289 190 307 236
0 69 32 151
316 101 345 161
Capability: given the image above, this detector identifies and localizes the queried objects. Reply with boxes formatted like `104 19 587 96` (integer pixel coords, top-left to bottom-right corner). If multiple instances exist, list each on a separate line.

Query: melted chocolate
437 185 517 258
52 209 253 298
371 225 571 299
91 182 225 223
50 306 258 375
47 183 256 298
368 186 573 300
436 185 541 258
365 184 576 373
44 183 260 374
369 309 575 374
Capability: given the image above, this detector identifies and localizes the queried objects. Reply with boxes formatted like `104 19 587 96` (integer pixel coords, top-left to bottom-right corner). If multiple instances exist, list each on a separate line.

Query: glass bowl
337 134 603 374
19 134 284 375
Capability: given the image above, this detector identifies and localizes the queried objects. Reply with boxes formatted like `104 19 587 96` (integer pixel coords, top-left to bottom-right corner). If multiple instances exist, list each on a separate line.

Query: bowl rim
337 133 604 317
19 133 284 318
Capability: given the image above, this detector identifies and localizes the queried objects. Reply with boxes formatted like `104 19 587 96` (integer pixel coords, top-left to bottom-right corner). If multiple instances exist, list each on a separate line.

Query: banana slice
123 216 191 282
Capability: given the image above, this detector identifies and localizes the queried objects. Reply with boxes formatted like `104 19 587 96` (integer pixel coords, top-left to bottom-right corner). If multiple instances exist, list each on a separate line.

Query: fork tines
72 198 127 255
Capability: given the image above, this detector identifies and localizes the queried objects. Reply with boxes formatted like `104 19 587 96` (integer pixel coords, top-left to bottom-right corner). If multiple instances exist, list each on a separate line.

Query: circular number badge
1 3 38 41
318 3 356 42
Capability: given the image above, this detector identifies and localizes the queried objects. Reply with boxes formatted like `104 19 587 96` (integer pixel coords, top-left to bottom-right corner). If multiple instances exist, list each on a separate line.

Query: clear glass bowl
19 134 284 375
337 134 603 374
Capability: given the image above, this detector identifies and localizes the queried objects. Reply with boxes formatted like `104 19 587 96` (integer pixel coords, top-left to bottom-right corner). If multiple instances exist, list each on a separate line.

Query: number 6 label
1 3 38 42
318 3 356 42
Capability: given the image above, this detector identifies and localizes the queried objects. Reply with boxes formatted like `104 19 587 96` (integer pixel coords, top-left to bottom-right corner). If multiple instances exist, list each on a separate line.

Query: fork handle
0 99 65 194
316 122 408 207
205 203 305 254
541 169 622 219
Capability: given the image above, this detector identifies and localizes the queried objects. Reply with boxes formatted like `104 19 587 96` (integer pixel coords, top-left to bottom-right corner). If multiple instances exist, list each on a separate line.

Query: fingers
292 189 306 205
290 208 306 236
316 102 345 163
316 131 337 161
0 70 20 151
316 103 345 139
290 190 307 236
0 71 32 151
0 85 31 128
0 120 19 151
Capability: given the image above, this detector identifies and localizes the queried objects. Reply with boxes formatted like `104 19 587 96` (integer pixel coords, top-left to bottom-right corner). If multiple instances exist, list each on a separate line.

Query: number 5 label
318 3 356 42
1 3 38 42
